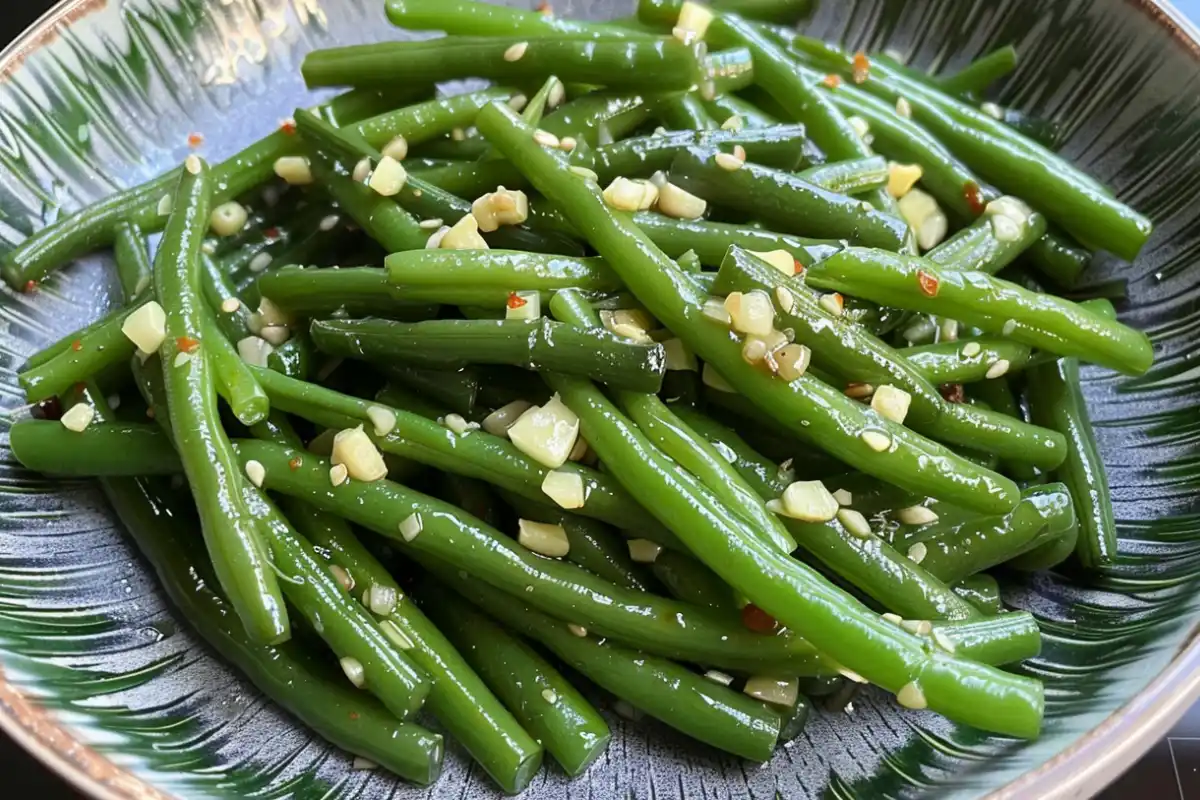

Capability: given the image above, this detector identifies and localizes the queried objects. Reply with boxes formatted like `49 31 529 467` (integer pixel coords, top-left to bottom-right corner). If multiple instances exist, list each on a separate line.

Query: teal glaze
303 37 706 93
424 568 782 762
228 438 831 676
152 158 289 646
669 146 908 250
805 247 1154 375
309 317 667 393
417 580 607 779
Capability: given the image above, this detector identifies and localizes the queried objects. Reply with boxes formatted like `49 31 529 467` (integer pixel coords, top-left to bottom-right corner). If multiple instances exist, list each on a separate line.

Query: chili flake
506 292 528 309
23 280 37 293
279 118 297 136
289 456 304 471
187 133 204 148
917 269 940 297
71 339 83 352
963 180 986 216
741 603 779 634
852 51 870 84
793 259 805 275
822 73 842 89
176 336 201 354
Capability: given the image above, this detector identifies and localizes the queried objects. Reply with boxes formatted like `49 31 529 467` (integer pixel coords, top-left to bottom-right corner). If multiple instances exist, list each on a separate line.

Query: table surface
2 0 1200 797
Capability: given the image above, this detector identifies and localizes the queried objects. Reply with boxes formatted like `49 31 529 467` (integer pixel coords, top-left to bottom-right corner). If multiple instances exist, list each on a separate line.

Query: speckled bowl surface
2 0 1200 797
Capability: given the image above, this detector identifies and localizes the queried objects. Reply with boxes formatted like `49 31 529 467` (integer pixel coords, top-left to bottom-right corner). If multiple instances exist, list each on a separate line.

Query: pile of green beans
5 0 1152 787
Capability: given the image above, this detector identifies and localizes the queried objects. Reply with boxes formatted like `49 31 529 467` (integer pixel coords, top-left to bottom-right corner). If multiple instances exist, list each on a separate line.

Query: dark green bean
652 93 718 130
386 250 621 306
10 421 181 476
417 579 607 778
926 199 1048 274
902 338 1034 385
651 549 737 612
632 212 840 268
938 46 1018 97
796 156 888 195
926 613 1040 665
310 317 666 394
951 574 1005 615
669 406 793 498
201 305 269 425
386 0 647 37
708 47 755 94
586 124 811 182
113 222 152 302
702 93 782 129
255 266 440 319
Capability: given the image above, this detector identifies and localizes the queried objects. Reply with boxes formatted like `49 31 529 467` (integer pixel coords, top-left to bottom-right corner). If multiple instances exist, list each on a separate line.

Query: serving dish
2 0 1200 796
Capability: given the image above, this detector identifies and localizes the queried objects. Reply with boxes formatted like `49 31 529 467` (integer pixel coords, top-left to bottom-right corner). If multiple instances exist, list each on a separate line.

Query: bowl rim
1 0 1199 797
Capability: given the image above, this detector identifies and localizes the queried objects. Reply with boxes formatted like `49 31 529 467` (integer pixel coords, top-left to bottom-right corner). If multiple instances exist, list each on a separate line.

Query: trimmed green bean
1028 357 1117 569
304 145 428 252
540 92 656 147
255 267 440 319
669 406 792 498
938 46 1019 97
903 338 1034 385
20 304 141 403
310 317 666 394
798 156 889 195
702 93 782 129
425 565 783 762
651 549 737 612
417 579 607 778
104 475 443 785
201 305 269 426
638 0 812 25
952 574 1005 615
153 158 288 645
804 248 1153 375
927 613 1040 665
10 421 180 476
386 250 621 306
229 438 830 676
926 199 1048 274
708 47 755 94
303 38 706 93
632 212 840 268
670 147 908 249
653 93 718 130
381 365 480 417
355 88 514 150
585 124 811 182
385 0 646 37
113 223 152 301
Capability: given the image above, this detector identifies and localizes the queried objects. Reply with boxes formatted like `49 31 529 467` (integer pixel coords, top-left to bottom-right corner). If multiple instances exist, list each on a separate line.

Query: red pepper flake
506 292 528 309
289 456 303 471
187 132 204 148
963 180 986 217
793 259 805 276
348 711 360 721
71 339 83 352
852 51 870 84
264 226 281 240
279 118 297 136
176 336 201 354
821 73 842 89
917 269 940 297
536 0 553 14
23 280 37 294
939 383 965 404
741 603 779 634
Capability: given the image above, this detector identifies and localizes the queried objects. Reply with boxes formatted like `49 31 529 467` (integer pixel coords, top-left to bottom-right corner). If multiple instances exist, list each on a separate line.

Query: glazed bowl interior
2 0 1200 797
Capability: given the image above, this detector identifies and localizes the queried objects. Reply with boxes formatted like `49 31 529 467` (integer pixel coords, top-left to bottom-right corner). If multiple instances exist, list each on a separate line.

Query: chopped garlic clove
507 395 580 468
701 362 735 392
541 470 586 509
368 155 408 197
60 403 95 433
775 344 811 381
662 338 698 371
121 301 167 355
505 290 541 321
886 162 923 198
210 201 249 237
331 425 388 482
237 336 275 368
382 134 409 162
472 186 530 231
898 188 948 250
602 177 658 212
366 405 397 437
746 249 796 276
724 290 775 336
743 676 798 707
871 385 912 425
657 182 706 219
897 505 939 525
518 519 570 558
779 480 839 522
627 539 662 563
440 214 489 250
274 156 313 186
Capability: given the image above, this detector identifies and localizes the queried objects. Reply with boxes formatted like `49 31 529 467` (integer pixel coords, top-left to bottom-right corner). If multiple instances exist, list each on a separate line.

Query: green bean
669 406 793 498
811 73 1090 284
310 317 666 394
903 338 1034 385
113 223 152 302
303 38 706 93
427 566 784 762
938 46 1019 97
385 0 646 37
714 247 1066 468
786 37 1152 260
304 144 428 253
926 613 1040 665
958 376 1037 482
255 267 441 319
416 579 607 778
669 147 909 249
926 200 1048 274
651 549 737 612
266 329 314 381
273 488 543 794
408 159 527 199
477 99 1043 738
479 100 1018 514
379 365 480 417
19 304 141 403
638 0 812 25
249 367 676 541
501 492 653 592
896 484 1077 584
229 438 829 676
10 421 180 476
632 212 841 268
551 289 795 553
354 88 514 150
1027 357 1116 569
702 93 782 129
797 156 889 195
241 487 432 720
708 47 755 94
201 305 269 426
653 93 718 130
952 574 1005 615
703 13 896 216
539 92 655 147
103 475 443 785
153 158 288 645
803 248 1153 375
586 124 811 182
385 250 621 306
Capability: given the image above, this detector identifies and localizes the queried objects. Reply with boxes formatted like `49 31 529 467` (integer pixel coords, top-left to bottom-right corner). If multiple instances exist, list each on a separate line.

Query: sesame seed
418 218 444 230
319 215 340 232
173 351 193 368
330 463 349 486
533 129 560 148
895 97 912 118
567 623 588 637
933 629 957 653
248 252 273 273
861 430 891 452
1002 319 1017 336
907 542 927 564
185 154 202 175
559 136 577 152
541 688 558 703
221 297 241 313
569 166 599 181
504 41 529 61
881 612 902 625
961 341 981 358
245 460 266 488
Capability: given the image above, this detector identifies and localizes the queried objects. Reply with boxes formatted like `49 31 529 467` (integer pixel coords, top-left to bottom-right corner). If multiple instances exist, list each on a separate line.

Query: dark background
1 0 1199 797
